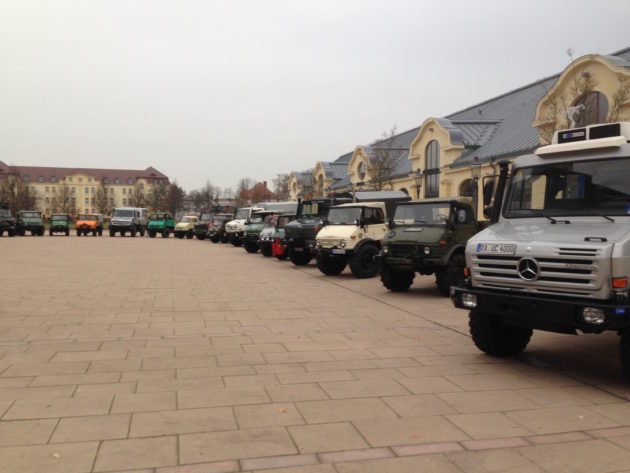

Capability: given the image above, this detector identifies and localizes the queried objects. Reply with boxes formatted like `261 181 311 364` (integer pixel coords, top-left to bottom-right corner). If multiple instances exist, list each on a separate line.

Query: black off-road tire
260 244 273 257
196 233 206 240
92 230 97 236
349 244 380 279
316 253 347 276
436 253 466 297
289 249 312 266
469 310 532 357
77 229 82 237
149 230 156 238
210 235 219 243
619 330 630 381
131 227 137 237
140 228 145 237
109 229 115 237
18 229 25 236
49 229 53 236
98 228 103 236
66 229 70 236
230 236 242 247
186 230 193 239
276 252 288 260
163 229 170 238
220 234 229 243
380 264 415 292
244 241 259 254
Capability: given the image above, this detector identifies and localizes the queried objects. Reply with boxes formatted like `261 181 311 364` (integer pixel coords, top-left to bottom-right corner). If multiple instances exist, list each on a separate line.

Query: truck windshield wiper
530 211 571 224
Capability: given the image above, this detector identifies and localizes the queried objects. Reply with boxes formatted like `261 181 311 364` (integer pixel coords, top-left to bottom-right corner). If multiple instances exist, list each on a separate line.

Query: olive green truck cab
49 214 70 236
378 198 481 294
16 210 44 236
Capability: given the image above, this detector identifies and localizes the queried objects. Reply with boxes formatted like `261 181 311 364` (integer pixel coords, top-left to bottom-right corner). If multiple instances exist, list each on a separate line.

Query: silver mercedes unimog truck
451 122 630 379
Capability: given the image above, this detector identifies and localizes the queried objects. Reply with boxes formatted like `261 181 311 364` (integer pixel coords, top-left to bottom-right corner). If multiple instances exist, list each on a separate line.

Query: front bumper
450 286 630 334
286 238 317 255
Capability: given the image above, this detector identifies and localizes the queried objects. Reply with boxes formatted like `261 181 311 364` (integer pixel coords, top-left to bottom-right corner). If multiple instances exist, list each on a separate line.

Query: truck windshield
114 209 133 217
51 215 67 221
150 213 166 220
0 209 9 217
327 207 362 225
21 212 40 218
180 217 195 222
79 215 98 221
235 208 249 219
300 202 326 217
505 157 630 218
393 203 450 225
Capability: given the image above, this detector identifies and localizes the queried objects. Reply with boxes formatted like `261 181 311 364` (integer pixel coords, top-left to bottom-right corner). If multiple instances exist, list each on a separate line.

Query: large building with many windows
0 162 169 217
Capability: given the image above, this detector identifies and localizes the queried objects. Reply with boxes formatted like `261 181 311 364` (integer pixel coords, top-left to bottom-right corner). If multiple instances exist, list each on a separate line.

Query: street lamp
471 157 482 218
412 169 423 200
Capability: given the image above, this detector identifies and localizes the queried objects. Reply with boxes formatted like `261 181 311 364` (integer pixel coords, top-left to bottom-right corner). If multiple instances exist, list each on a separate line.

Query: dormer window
114 177 120 184
23 175 29 182
103 177 109 184
51 176 56 183
358 162 366 181
38 176 44 182
127 178 134 184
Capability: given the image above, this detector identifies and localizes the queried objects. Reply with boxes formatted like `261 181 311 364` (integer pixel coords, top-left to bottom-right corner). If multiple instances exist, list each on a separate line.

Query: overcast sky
1 0 629 193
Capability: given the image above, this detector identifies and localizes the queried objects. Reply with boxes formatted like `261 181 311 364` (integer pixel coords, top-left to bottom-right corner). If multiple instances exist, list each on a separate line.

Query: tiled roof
0 162 169 184
240 182 278 201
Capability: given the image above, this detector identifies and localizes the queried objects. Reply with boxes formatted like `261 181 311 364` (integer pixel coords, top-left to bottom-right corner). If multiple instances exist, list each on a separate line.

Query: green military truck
16 210 45 236
0 207 16 237
49 214 70 236
378 197 481 295
148 212 174 238
194 213 214 240
243 210 279 254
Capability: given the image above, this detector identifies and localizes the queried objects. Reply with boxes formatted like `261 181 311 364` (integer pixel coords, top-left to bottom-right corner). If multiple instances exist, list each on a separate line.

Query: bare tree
236 177 254 206
147 181 169 212
128 182 145 208
0 175 38 214
52 180 75 215
273 173 290 198
367 125 399 191
167 181 185 216
95 181 109 214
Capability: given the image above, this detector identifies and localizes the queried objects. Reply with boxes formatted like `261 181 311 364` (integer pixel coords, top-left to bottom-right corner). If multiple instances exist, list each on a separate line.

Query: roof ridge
446 45 630 119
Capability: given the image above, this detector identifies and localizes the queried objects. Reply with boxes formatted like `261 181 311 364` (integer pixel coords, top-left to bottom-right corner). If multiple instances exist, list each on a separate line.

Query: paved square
1 235 630 472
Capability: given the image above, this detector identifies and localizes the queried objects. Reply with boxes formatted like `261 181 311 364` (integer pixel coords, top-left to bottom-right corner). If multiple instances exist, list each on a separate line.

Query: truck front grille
472 246 604 297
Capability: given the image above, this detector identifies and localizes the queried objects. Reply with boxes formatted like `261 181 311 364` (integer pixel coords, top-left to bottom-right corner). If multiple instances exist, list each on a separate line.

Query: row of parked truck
203 122 630 381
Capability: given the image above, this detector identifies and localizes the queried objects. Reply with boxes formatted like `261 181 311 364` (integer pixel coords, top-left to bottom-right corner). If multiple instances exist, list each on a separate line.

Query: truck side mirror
457 209 467 223
482 179 495 206
483 205 492 219
388 217 394 228
358 217 365 228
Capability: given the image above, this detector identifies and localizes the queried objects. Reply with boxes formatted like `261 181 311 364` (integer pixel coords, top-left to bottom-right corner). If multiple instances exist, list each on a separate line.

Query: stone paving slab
1 237 630 472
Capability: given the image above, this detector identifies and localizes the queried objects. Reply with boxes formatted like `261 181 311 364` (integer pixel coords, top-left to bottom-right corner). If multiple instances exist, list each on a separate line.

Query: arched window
425 140 440 198
399 188 409 196
358 161 366 181
459 179 476 197
575 91 609 126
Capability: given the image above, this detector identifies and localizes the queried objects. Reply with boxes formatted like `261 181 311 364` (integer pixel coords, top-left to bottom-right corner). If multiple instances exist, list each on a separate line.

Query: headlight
316 240 321 248
382 245 389 254
424 246 431 255
340 240 346 248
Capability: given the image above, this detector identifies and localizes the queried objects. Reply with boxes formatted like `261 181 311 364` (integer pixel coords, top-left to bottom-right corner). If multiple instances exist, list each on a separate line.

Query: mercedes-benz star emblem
517 257 540 281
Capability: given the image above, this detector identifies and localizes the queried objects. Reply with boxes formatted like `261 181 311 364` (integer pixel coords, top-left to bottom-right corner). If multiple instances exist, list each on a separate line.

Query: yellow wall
26 172 157 217
534 55 630 143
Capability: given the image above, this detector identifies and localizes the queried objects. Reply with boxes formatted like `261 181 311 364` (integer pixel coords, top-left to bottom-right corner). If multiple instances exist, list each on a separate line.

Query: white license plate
476 243 516 255
332 249 346 255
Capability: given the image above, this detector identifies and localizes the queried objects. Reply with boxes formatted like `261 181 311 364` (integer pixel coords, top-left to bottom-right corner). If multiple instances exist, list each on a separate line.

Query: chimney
263 181 267 188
